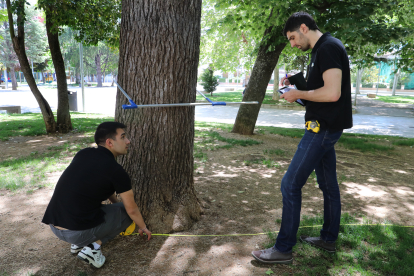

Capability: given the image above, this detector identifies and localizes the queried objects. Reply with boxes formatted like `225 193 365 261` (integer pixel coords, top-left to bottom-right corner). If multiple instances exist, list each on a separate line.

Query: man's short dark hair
94 122 126 146
283 11 320 38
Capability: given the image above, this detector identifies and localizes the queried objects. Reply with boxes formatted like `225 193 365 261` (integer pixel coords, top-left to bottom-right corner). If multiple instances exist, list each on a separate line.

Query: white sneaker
77 245 106 268
71 244 82 254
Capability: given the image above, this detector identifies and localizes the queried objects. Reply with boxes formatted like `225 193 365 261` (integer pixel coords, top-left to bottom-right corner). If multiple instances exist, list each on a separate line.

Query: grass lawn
264 213 414 276
375 95 414 105
196 91 298 106
0 112 113 141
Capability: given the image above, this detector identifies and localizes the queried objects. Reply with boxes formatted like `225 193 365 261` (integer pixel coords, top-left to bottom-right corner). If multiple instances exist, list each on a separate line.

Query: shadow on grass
257 213 414 275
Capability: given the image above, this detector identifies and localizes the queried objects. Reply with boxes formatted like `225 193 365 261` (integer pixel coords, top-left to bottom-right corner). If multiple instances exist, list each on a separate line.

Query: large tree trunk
45 10 73 133
9 67 17 90
115 0 202 233
95 54 103 87
6 0 57 133
233 27 286 135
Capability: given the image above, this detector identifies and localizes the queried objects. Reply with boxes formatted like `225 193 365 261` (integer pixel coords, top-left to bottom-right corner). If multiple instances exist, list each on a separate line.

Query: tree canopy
201 0 413 73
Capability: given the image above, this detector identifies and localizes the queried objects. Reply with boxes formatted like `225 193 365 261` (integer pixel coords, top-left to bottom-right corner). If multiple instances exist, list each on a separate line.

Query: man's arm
281 68 342 103
119 189 152 240
108 193 118 203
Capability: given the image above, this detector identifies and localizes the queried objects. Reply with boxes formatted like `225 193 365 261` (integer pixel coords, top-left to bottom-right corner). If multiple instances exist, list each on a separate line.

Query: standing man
252 11 352 264
42 122 152 268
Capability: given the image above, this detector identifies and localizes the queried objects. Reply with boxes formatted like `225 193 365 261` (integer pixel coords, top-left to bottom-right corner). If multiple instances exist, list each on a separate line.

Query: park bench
0 106 21 114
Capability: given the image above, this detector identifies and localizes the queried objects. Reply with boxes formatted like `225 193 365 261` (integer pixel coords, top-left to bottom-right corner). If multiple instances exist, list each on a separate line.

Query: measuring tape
120 223 414 237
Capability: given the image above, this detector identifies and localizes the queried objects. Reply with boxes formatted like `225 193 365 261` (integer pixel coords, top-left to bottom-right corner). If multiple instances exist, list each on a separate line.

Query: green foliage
0 10 8 23
200 69 219 94
361 65 380 84
202 0 413 74
37 0 121 47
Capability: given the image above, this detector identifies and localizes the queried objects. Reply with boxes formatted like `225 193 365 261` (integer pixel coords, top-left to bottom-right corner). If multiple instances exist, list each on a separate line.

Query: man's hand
108 193 119 203
139 227 152 240
280 74 292 86
280 89 299 103
119 189 151 241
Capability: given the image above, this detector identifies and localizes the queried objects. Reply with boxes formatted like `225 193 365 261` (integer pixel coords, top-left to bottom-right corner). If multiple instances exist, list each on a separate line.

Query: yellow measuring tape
120 223 414 237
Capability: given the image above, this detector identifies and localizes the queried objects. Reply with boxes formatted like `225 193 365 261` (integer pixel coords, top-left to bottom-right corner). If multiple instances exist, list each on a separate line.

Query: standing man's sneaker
300 236 336 253
251 246 293 264
70 244 82 254
77 245 106 268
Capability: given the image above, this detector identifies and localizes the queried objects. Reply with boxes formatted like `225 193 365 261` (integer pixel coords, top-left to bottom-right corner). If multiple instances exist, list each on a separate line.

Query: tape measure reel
306 120 320 133
120 221 136 236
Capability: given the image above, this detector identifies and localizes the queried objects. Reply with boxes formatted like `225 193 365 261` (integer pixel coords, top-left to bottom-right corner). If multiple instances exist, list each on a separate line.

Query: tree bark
45 9 73 133
115 0 202 233
6 0 57 133
233 27 286 135
9 67 17 90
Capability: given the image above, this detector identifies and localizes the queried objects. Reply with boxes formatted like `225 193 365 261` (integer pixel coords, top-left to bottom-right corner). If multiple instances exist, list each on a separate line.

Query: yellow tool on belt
306 120 320 133
120 221 136 236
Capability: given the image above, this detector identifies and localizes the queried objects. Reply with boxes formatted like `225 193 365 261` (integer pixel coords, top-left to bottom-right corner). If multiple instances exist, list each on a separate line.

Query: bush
200 69 219 94
389 82 401 89
362 83 373 88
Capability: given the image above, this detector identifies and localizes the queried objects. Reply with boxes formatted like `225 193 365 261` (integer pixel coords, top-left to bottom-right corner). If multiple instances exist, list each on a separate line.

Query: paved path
1 85 413 138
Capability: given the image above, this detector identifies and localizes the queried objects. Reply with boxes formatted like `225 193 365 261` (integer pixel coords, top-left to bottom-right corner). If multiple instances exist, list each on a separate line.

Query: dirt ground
1 102 414 275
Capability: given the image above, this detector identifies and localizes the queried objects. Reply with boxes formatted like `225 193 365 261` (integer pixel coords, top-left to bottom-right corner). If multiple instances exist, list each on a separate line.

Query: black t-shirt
305 32 353 131
42 146 131 230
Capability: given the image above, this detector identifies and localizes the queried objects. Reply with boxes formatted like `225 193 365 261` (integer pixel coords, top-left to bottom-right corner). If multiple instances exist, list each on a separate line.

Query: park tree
0 21 19 90
82 42 118 87
115 0 202 233
37 1 74 133
200 68 219 96
25 5 48 72
1 4 47 90
204 0 412 135
6 0 57 132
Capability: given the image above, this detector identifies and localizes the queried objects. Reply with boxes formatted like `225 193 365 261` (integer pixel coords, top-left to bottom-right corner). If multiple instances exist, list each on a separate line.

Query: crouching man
42 122 151 268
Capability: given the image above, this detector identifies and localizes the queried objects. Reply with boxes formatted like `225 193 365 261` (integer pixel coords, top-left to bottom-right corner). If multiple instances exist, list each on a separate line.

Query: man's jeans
275 129 343 252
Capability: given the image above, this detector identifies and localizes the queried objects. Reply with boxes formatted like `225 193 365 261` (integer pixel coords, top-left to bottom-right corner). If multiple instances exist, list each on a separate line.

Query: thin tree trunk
115 0 202 233
75 67 80 85
45 9 73 133
95 54 103 87
392 68 399 96
9 67 17 90
6 0 56 133
232 26 286 135
272 65 280 101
